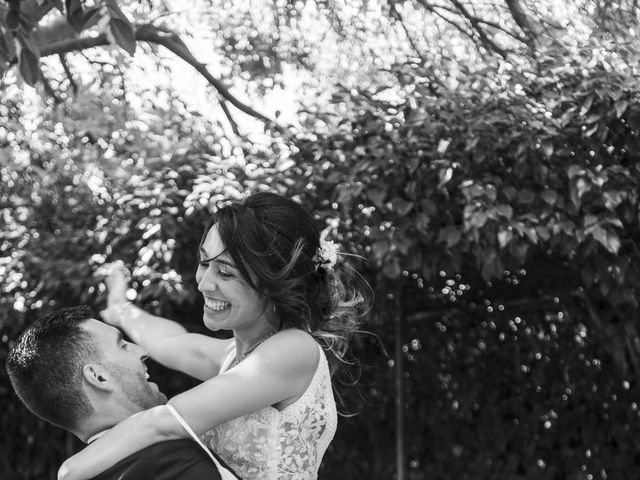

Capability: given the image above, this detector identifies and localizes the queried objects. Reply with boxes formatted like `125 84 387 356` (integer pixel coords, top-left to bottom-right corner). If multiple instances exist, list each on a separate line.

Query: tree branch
58 53 78 94
388 0 428 64
449 0 509 58
219 99 240 136
36 24 276 126
418 2 479 47
428 1 528 44
39 71 63 104
504 0 539 50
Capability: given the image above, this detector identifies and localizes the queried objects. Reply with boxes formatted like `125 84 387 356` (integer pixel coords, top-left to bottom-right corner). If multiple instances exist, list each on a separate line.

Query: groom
6 306 238 480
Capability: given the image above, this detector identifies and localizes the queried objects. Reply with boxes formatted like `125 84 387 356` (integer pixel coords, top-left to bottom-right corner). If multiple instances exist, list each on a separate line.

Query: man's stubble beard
103 362 168 409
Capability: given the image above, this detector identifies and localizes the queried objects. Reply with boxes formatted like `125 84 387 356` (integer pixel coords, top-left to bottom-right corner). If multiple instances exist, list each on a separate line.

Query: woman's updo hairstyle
204 192 369 373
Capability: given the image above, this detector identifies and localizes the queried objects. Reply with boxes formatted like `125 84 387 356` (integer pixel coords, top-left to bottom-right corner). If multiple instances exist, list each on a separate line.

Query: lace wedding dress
200 343 337 480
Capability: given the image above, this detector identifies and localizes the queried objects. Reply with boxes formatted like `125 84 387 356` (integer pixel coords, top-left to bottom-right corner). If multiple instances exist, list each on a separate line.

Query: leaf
367 187 387 208
584 113 601 124
51 0 65 13
65 0 85 32
575 178 591 198
336 183 363 204
18 46 40 86
438 167 453 188
558 108 575 127
437 226 461 248
584 124 599 137
405 108 428 127
0 27 15 65
382 257 401 279
495 205 513 219
6 9 20 30
468 211 488 229
603 191 625 209
464 136 479 152
480 249 502 280
518 189 535 204
109 18 136 56
579 94 594 116
566 164 581 179
391 197 413 216
541 190 557 206
541 140 554 159
82 6 103 29
583 214 598 229
523 226 538 244
535 225 550 241
485 184 497 202
497 230 513 248
615 99 629 118
591 226 621 254
502 186 517 201
371 240 390 261
437 138 451 154
511 240 529 262
415 212 430 234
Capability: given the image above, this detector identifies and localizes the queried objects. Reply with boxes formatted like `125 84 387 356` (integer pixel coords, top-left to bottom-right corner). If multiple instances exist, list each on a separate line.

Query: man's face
81 319 167 410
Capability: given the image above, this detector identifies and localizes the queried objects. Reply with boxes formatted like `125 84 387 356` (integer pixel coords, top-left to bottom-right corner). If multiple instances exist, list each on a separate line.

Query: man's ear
82 364 114 392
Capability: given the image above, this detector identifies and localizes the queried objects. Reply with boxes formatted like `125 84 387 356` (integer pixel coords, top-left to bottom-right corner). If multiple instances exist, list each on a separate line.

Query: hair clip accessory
313 239 339 271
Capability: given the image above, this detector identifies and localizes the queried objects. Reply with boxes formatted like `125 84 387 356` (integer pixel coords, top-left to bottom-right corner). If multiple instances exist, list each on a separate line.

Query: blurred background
1 0 640 478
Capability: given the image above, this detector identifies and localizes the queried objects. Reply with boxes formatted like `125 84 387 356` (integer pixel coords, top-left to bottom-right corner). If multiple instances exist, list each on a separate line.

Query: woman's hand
96 261 131 327
99 261 130 304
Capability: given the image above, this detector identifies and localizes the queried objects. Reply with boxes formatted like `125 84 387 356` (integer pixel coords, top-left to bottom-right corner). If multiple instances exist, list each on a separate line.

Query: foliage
0 81 286 477
2 1 640 479
294 42 640 307
285 40 640 478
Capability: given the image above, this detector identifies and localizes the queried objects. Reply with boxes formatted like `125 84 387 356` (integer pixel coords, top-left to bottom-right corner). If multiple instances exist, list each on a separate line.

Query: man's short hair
6 306 101 430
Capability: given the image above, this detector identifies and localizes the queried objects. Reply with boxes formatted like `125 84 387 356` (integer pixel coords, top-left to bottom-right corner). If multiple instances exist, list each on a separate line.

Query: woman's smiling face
196 225 271 332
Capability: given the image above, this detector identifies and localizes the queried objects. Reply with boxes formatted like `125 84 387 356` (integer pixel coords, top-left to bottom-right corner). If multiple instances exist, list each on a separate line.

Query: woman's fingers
95 261 131 306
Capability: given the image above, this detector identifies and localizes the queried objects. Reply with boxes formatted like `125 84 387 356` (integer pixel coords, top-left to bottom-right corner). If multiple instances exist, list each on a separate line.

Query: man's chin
138 383 168 408
149 386 168 406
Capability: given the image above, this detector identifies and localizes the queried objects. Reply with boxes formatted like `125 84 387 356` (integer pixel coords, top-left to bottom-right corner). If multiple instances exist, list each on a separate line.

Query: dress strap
165 404 239 480
219 343 237 373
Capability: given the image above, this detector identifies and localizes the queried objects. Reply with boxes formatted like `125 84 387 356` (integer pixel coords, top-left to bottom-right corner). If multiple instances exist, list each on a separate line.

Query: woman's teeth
205 298 230 311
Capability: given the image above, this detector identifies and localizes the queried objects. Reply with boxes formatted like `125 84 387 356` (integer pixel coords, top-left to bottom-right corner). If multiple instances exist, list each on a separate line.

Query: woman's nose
197 266 217 292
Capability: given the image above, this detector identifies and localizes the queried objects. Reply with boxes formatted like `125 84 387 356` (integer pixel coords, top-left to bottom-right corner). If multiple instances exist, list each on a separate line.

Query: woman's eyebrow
214 257 236 268
199 247 236 268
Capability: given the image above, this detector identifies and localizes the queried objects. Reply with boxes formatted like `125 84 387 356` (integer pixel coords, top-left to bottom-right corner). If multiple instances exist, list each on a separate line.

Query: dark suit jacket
89 439 238 480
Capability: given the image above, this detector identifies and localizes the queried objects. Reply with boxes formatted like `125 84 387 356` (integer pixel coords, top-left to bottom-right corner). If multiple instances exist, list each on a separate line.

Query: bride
59 192 370 480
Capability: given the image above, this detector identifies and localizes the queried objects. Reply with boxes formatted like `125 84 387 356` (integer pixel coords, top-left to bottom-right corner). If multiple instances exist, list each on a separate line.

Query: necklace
231 330 278 368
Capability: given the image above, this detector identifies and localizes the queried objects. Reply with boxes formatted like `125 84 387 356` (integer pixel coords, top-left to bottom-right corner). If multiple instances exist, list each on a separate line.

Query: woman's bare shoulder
258 329 320 375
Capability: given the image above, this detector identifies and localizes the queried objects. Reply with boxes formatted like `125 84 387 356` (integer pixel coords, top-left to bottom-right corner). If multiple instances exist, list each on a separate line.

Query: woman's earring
273 304 277 312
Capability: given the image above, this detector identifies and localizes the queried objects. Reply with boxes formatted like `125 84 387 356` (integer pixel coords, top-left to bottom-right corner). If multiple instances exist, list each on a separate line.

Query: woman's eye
198 261 209 268
218 269 233 278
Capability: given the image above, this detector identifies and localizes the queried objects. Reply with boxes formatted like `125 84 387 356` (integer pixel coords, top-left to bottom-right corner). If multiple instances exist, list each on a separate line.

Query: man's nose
133 342 149 360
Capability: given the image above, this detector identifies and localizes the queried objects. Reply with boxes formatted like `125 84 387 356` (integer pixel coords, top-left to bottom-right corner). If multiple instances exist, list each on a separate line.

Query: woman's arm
99 262 231 378
170 329 320 434
58 406 183 480
58 330 320 480
102 303 233 380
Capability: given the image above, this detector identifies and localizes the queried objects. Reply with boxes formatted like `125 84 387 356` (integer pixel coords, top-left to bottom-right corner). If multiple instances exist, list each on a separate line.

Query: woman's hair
203 192 371 375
